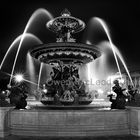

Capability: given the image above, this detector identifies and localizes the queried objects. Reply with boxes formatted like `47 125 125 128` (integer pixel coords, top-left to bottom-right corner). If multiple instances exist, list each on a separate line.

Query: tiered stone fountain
0 9 132 138
29 9 101 106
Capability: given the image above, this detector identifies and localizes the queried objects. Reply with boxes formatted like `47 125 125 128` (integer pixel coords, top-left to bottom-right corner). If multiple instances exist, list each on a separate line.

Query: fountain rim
29 42 101 64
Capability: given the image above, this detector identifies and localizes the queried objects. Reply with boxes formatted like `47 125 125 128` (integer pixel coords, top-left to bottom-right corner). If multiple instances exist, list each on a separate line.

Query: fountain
29 9 101 106
0 8 135 137
0 8 133 106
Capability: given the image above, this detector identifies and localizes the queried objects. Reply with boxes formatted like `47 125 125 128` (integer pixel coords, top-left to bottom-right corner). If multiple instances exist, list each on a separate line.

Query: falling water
96 41 134 87
0 33 41 70
26 53 36 84
113 44 134 87
37 62 43 89
94 17 122 80
0 36 20 70
92 17 134 86
87 40 110 81
26 53 39 93
8 8 53 86
86 49 109 95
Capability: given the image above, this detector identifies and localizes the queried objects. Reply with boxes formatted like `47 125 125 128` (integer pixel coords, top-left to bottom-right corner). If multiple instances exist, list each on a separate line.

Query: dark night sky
0 0 140 70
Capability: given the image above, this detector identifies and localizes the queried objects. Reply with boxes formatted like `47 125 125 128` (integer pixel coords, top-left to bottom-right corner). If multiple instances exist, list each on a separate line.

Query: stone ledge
9 109 129 137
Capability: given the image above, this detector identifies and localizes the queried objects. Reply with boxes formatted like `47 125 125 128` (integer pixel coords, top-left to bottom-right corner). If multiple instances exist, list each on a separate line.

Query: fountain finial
61 9 71 16
46 9 86 42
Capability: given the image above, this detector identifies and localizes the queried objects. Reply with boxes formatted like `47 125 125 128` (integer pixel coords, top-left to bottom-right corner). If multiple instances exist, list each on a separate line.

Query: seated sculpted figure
112 80 127 109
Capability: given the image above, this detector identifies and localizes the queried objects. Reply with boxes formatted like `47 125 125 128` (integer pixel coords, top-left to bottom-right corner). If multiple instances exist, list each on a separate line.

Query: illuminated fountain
0 8 134 107
0 8 136 138
29 9 101 105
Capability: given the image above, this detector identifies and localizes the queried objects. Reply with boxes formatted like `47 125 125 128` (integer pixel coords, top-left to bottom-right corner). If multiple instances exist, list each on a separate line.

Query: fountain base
9 107 129 137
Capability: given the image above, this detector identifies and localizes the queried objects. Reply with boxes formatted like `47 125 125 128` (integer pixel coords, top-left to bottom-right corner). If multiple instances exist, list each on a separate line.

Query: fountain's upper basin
29 42 101 64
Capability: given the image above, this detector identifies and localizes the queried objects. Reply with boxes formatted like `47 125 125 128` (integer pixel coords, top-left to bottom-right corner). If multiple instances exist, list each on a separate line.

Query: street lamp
14 74 24 83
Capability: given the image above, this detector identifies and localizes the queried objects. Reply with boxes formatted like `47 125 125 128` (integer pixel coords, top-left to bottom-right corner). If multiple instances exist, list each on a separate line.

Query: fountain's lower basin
9 106 129 137
28 98 111 109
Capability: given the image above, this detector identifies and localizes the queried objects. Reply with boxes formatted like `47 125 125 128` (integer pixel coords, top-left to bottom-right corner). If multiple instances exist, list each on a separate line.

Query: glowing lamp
14 74 24 83
2 91 5 94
